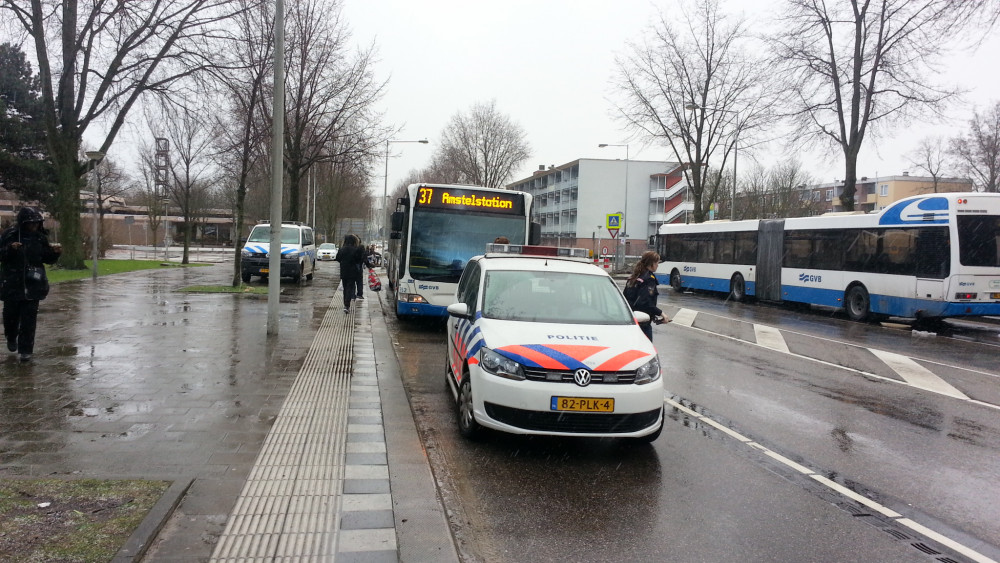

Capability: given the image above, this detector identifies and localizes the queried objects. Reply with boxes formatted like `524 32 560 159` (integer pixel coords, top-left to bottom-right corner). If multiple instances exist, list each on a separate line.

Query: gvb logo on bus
798 273 823 283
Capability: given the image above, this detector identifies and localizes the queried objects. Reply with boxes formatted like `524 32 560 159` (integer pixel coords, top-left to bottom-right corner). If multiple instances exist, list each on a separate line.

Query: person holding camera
624 250 669 342
1 207 62 361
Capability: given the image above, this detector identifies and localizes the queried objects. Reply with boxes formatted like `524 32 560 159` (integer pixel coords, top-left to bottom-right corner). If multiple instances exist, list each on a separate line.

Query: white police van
240 222 317 283
445 244 664 443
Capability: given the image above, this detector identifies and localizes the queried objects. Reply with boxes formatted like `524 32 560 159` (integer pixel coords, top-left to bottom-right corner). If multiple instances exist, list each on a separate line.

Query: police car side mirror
633 311 651 324
446 302 470 318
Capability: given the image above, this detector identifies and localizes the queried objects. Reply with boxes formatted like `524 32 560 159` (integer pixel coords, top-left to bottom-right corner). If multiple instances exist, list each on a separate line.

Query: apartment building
802 172 974 213
507 158 691 256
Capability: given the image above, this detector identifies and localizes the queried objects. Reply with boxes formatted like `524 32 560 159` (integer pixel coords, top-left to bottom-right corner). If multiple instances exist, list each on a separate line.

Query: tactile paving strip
210 296 362 561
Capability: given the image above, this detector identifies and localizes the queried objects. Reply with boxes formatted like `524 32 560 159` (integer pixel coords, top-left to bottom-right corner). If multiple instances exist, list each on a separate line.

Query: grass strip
0 478 169 562
46 260 206 284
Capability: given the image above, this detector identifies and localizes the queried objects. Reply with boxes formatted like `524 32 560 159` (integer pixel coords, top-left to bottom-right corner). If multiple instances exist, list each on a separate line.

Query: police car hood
480 319 657 372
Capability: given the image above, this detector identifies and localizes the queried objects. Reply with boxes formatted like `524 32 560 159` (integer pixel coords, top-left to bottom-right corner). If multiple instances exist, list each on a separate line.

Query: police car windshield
482 270 634 324
247 226 300 244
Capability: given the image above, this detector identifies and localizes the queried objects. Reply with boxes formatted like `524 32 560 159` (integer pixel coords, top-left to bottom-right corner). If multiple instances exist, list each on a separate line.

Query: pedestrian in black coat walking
1 207 62 361
334 234 364 313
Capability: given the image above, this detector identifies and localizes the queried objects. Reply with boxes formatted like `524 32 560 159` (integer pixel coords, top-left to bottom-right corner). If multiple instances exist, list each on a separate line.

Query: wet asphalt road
380 289 1000 562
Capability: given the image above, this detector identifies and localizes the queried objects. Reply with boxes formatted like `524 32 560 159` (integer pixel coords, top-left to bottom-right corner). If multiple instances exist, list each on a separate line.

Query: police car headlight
241 249 253 258
634 356 660 385
285 250 300 259
479 348 525 381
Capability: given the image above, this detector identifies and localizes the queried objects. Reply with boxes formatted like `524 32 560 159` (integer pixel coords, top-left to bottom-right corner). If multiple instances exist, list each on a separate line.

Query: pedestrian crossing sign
606 213 621 238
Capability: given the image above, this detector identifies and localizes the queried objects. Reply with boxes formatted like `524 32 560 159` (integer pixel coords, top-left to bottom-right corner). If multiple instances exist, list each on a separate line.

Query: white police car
445 245 664 442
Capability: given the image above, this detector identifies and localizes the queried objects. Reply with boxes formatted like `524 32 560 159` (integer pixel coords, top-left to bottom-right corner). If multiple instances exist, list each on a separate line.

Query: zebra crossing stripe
868 349 970 400
671 308 698 327
753 324 790 353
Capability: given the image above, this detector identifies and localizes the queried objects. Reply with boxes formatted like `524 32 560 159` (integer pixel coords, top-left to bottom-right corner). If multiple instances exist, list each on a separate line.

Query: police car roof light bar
485 244 590 259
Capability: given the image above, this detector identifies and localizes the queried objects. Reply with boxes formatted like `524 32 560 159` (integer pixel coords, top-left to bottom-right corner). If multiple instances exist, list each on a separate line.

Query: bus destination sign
415 186 525 215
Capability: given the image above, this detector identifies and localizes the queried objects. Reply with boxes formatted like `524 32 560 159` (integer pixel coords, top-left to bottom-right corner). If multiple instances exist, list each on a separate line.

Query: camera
653 315 665 325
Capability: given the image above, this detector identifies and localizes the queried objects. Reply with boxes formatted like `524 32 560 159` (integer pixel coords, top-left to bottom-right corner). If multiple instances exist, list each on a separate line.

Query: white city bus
386 183 540 319
654 192 1000 322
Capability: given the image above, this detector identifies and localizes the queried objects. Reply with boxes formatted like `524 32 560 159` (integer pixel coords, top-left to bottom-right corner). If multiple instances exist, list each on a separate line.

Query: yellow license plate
991 292 1000 299
551 397 614 412
261 268 269 274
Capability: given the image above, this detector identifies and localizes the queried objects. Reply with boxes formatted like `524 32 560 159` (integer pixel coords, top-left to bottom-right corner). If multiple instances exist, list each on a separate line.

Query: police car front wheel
457 378 483 440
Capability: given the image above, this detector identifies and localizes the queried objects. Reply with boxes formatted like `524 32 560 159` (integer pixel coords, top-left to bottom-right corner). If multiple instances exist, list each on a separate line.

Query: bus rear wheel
845 285 871 322
670 270 682 292
729 273 746 302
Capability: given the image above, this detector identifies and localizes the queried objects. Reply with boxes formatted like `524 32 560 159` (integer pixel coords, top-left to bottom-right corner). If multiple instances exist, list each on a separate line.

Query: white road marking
867 349 970 400
671 308 698 327
661 307 998 410
664 397 997 563
753 324 790 353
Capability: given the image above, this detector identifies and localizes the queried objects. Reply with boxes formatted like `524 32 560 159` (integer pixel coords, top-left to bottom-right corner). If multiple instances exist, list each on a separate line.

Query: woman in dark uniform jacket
624 251 668 341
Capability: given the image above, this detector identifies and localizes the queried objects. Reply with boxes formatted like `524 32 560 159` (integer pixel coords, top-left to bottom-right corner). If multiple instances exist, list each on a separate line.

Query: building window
826 189 833 202
879 184 889 197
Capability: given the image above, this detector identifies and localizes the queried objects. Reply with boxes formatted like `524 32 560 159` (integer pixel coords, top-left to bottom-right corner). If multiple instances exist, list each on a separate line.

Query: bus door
756 220 784 301
913 227 950 302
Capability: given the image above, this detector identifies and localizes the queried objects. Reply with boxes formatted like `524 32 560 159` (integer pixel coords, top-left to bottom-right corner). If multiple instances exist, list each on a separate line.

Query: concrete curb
372 290 460 563
113 478 193 562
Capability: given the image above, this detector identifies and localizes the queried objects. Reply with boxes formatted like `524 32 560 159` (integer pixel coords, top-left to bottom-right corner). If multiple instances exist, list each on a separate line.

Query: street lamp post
85 151 106 280
382 138 429 241
685 102 739 220
598 143 629 269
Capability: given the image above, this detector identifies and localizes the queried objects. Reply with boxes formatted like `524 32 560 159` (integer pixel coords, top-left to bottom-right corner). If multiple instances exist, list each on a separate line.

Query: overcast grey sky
342 0 1000 192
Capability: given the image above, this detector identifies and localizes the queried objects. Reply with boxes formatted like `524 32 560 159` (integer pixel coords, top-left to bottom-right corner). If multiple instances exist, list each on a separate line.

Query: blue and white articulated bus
654 192 1000 322
386 183 540 319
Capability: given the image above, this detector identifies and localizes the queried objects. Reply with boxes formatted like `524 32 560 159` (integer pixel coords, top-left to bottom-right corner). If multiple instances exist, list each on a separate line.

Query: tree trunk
840 151 859 211
52 155 86 269
288 166 301 222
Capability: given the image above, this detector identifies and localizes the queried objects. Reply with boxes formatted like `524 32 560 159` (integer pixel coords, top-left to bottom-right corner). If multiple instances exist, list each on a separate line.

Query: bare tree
771 0 995 210
135 149 168 250
0 0 252 268
157 105 217 264
950 102 1000 193
282 0 389 221
908 137 949 193
209 0 273 284
88 157 129 256
614 0 774 223
435 100 531 190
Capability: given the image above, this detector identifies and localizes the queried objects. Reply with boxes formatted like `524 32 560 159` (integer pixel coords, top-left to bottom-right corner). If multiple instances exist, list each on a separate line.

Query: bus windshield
957 215 1000 267
408 209 527 283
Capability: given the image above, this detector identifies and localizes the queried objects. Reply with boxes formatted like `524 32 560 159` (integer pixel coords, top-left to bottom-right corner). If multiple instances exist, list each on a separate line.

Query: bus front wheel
729 273 746 302
670 270 682 292
845 285 871 322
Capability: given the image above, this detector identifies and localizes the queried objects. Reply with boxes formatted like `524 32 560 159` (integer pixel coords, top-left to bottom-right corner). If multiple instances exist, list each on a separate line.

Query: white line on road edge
665 397 997 563
867 349 970 400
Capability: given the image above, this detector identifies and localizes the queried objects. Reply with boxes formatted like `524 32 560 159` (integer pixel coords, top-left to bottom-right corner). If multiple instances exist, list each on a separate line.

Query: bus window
734 232 756 265
957 215 1000 267
843 230 878 272
715 232 734 264
783 234 811 269
811 230 844 270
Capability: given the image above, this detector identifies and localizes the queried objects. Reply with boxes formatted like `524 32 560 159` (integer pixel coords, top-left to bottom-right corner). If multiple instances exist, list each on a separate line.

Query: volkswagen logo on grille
573 368 592 387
